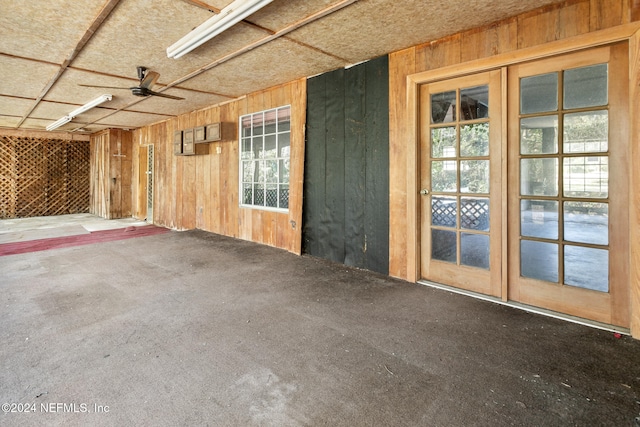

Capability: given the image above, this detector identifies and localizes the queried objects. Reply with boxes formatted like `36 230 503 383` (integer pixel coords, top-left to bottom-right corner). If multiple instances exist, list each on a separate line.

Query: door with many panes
420 70 503 297
420 44 630 327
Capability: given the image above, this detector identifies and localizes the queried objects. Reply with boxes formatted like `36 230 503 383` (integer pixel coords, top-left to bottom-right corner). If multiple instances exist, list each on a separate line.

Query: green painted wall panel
303 55 389 274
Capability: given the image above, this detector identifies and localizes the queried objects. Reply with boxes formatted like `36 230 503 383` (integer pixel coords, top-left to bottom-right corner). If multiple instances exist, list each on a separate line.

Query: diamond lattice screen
0 136 90 219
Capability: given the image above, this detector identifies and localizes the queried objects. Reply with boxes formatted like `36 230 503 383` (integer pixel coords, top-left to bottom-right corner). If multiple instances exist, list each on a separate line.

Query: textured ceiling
0 0 565 134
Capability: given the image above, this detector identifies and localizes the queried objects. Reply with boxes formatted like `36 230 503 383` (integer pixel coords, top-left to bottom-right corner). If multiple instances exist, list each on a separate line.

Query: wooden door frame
506 44 630 327
137 145 149 221
405 22 640 337
419 70 503 298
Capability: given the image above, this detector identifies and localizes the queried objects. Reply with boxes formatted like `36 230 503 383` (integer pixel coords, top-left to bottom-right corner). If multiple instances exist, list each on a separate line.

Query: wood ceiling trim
175 3 352 63
0 127 91 141
73 0 358 131
180 0 221 13
66 65 236 98
243 20 351 63
16 0 123 128
164 0 359 89
0 52 59 67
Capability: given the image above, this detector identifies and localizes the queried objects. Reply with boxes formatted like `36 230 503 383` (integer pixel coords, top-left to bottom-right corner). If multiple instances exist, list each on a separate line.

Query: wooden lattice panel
0 135 90 219
67 142 90 214
431 198 490 230
0 136 17 218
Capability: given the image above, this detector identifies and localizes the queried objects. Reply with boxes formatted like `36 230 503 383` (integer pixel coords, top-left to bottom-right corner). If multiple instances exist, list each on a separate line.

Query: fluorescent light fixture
46 94 112 131
68 94 112 117
46 115 72 131
167 0 274 59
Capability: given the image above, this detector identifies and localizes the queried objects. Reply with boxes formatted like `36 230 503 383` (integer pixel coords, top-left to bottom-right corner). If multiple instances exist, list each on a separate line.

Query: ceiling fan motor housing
131 87 150 97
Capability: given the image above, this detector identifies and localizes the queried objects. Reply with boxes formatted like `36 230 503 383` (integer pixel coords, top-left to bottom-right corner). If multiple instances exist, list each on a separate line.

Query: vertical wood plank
559 0 591 39
212 108 222 233
461 19 517 63
388 47 415 280
182 113 197 230
416 34 461 73
136 144 148 220
270 84 290 250
590 0 625 29
205 108 218 233
518 5 561 48
518 0 591 49
237 97 252 242
195 110 207 229
288 78 306 254
247 89 264 243
120 129 133 218
89 136 97 216
174 118 184 229
608 42 631 327
631 0 640 22
629 32 640 337
98 133 107 218
108 130 119 219
224 100 240 238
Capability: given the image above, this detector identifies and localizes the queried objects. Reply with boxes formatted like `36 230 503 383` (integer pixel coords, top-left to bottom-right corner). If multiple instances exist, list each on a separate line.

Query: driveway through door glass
507 45 630 327
420 70 502 297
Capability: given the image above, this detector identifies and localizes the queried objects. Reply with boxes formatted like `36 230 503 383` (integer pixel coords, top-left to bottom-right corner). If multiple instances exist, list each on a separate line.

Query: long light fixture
45 115 73 132
167 0 274 59
46 94 112 131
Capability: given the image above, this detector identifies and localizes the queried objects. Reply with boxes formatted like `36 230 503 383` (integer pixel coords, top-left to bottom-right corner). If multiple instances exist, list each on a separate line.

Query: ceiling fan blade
147 90 184 100
78 84 129 90
140 71 160 89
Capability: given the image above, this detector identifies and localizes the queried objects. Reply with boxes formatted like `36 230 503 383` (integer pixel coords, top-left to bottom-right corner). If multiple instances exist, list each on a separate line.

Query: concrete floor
0 213 148 244
1 216 640 426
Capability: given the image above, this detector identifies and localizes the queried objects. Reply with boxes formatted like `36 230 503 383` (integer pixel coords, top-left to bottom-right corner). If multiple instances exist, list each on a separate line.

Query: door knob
420 189 430 195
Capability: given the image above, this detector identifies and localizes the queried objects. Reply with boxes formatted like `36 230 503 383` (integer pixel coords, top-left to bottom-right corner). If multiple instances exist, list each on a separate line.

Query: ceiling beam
180 0 221 13
241 20 350 63
165 0 359 88
16 0 123 128
75 0 359 130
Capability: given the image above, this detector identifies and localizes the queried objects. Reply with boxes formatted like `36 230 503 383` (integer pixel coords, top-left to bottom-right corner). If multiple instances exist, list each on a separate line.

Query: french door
419 44 630 328
507 45 629 326
420 70 503 297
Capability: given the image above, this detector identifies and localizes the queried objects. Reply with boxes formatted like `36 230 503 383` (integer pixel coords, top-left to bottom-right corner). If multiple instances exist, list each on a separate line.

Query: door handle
420 189 430 195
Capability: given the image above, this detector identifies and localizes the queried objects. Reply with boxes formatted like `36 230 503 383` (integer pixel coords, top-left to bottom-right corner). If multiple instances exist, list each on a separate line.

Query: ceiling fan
79 66 184 100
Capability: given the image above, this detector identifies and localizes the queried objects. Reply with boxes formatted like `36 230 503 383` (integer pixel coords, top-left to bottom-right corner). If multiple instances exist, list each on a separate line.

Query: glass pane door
430 87 491 268
420 71 502 297
507 45 630 327
518 64 609 291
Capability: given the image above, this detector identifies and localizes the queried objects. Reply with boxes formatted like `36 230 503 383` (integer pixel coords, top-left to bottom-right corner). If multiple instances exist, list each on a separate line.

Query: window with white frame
240 106 291 210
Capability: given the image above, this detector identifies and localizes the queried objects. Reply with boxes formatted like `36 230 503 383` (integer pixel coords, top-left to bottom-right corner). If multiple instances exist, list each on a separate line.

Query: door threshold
417 279 630 336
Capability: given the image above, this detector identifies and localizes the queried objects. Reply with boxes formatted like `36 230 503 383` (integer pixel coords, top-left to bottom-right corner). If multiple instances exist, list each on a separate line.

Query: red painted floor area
0 225 170 256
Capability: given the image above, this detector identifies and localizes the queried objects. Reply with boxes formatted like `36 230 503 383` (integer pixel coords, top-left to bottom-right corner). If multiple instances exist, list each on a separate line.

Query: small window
239 106 291 211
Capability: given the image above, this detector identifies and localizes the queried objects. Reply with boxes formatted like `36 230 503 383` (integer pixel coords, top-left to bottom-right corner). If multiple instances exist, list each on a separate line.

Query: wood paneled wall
90 129 132 219
132 78 306 254
388 0 638 281
630 21 640 337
